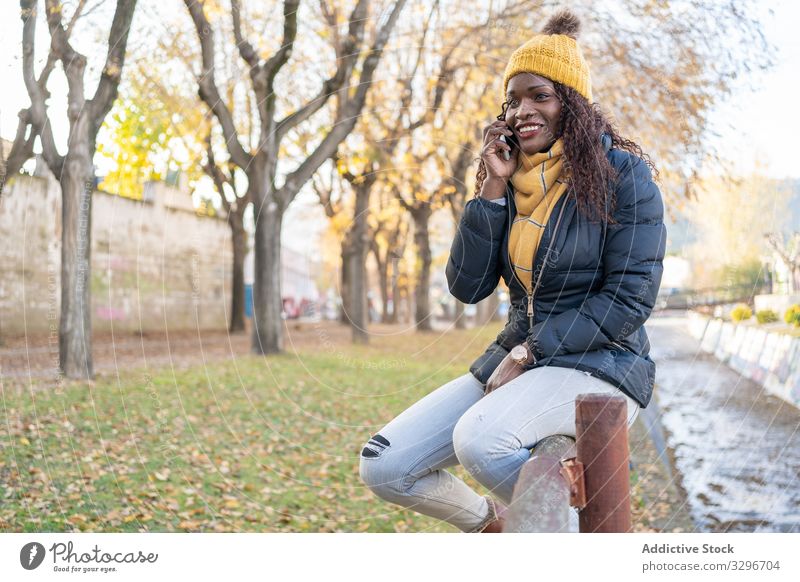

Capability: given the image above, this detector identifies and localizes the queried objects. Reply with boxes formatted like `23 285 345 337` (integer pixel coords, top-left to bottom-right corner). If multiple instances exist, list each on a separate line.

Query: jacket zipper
505 187 571 330
529 198 568 327
503 192 532 323
610 340 631 352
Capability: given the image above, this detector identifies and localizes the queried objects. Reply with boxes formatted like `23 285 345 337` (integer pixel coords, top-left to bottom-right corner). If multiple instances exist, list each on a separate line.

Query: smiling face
505 73 563 155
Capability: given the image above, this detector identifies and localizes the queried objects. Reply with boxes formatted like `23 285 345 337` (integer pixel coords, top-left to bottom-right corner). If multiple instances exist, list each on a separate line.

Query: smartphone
498 126 518 161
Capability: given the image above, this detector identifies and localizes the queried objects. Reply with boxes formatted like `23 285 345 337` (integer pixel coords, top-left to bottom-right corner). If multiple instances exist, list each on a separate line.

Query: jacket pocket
495 305 528 350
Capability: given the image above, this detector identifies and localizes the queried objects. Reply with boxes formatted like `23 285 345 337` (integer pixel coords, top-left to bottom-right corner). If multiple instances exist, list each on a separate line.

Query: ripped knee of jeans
360 433 390 458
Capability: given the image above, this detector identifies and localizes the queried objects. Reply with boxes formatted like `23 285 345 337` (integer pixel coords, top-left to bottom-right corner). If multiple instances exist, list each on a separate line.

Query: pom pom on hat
541 9 581 38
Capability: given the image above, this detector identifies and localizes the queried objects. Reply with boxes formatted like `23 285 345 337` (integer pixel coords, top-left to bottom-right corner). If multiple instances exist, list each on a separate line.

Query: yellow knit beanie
502 9 593 102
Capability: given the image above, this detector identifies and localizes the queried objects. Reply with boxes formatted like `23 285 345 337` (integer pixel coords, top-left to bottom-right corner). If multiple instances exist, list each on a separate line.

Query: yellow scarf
508 138 569 293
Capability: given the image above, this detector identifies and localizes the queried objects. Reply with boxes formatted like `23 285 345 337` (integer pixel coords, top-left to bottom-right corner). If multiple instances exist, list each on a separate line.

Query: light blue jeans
358 366 640 532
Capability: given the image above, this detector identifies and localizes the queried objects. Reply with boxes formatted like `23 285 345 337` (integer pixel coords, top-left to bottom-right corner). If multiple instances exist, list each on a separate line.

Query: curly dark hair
474 81 659 225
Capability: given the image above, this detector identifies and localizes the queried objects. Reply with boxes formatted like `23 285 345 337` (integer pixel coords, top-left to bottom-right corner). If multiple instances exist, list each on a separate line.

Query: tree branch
263 0 301 91
6 1 79 190
765 233 800 269
204 134 232 213
44 0 87 121
394 183 414 211
396 0 437 131
249 0 301 129
89 0 138 135
231 0 259 68
64 0 88 36
205 132 250 220
274 0 367 142
19 0 63 178
342 0 405 117
1 110 36 188
184 0 252 169
277 0 407 208
311 171 340 218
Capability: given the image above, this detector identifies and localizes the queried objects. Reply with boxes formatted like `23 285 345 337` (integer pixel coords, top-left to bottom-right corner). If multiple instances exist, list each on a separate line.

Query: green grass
1 325 503 532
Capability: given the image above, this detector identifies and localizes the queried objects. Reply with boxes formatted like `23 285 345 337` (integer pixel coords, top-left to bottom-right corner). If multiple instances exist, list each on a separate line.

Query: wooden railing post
575 394 631 533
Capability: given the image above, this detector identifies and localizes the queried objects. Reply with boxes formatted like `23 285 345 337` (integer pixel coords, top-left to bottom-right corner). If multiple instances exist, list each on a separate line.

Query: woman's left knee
452 411 499 475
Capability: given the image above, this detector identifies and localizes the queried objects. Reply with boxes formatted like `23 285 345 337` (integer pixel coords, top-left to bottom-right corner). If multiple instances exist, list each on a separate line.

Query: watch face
511 345 527 362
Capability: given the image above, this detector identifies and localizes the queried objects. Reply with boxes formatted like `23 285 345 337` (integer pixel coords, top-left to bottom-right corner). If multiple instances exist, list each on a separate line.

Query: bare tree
370 188 408 324
311 165 350 324
13 0 138 379
204 136 250 333
327 0 476 341
391 94 476 330
333 156 377 343
184 0 407 354
765 233 800 294
443 132 481 329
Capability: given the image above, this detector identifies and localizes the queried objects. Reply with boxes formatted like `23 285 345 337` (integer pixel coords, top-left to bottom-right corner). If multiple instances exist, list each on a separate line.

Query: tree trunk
411 206 433 331
490 291 501 321
477 292 500 325
229 212 247 333
454 299 467 329
347 250 368 343
348 185 370 343
403 287 413 324
448 195 469 330
339 239 352 324
375 250 390 323
59 148 94 379
389 258 400 324
14 0 137 378
251 172 284 355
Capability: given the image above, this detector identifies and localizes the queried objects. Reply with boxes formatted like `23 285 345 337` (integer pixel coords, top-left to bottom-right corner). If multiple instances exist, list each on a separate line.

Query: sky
1 0 798 255
702 0 800 180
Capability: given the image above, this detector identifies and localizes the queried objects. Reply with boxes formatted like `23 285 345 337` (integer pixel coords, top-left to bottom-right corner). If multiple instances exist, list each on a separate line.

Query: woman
359 9 666 533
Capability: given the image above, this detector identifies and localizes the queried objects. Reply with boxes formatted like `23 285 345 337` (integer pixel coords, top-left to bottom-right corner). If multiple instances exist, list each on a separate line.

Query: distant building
661 255 691 290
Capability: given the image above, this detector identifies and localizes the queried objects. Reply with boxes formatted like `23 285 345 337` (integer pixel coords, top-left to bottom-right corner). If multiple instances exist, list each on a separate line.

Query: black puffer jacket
446 134 667 408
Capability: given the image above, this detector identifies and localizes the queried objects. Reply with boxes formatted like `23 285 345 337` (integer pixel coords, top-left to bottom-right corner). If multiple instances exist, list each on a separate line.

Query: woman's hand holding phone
479 120 518 200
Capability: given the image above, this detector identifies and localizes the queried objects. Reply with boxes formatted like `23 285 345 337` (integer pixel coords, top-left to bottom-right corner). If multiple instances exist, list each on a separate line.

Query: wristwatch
510 344 532 366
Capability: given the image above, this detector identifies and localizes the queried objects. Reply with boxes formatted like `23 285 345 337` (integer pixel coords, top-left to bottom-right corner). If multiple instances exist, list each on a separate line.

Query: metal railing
503 394 632 533
655 283 771 311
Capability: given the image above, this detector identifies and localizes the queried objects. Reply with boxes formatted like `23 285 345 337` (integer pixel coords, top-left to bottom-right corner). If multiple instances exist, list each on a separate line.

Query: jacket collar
600 131 612 153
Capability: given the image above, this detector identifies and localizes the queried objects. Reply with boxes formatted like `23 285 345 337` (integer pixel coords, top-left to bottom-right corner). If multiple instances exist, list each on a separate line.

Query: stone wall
687 311 800 408
0 173 232 335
